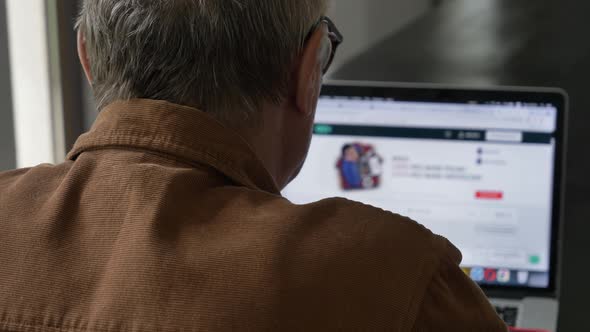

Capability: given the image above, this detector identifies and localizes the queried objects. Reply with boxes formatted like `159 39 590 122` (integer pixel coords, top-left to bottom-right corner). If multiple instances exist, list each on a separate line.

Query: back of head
77 0 329 123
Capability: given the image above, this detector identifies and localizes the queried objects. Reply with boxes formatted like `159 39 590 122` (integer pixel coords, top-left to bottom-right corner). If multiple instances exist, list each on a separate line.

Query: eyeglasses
304 16 343 74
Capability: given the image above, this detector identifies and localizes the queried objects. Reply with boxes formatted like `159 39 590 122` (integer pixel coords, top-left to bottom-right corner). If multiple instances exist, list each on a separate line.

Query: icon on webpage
517 271 529 285
470 267 485 282
529 255 541 265
476 191 504 200
484 269 497 282
336 143 383 190
498 269 511 283
462 267 471 276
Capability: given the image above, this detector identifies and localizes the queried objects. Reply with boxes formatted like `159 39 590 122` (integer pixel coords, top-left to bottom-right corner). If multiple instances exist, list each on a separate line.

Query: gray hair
76 0 329 122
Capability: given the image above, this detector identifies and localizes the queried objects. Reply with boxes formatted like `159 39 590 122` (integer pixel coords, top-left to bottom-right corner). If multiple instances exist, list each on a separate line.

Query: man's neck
227 104 291 191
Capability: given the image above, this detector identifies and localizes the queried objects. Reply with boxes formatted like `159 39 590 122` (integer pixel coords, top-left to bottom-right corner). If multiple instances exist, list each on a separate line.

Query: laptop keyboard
495 305 519 327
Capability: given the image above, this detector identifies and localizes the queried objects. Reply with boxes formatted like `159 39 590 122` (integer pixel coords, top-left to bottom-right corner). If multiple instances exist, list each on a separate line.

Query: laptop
283 81 567 331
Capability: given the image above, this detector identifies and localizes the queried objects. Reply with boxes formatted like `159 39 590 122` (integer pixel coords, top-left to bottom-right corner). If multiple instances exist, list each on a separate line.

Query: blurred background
0 1 588 330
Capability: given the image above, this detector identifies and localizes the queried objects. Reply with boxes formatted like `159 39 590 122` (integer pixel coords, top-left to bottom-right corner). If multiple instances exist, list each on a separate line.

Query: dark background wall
0 1 16 171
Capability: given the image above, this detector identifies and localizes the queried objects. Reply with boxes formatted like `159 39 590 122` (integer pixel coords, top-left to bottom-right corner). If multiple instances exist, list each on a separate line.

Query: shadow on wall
327 0 432 74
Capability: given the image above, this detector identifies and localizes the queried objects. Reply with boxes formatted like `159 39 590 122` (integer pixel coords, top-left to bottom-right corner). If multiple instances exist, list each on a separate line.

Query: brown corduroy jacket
0 99 507 331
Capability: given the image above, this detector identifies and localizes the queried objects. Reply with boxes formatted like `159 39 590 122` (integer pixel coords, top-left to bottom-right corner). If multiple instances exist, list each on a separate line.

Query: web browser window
283 96 558 289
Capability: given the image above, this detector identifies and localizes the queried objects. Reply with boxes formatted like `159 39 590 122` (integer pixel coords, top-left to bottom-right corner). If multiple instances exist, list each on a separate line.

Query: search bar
486 131 523 143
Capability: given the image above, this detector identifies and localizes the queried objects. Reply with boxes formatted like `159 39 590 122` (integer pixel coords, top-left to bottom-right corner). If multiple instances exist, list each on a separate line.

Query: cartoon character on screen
360 145 383 188
337 143 383 190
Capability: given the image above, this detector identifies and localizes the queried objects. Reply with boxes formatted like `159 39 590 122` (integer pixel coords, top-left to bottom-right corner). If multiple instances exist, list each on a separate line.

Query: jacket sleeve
411 242 509 332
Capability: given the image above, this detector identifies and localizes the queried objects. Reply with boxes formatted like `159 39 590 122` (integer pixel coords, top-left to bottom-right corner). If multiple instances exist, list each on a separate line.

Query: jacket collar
67 99 280 194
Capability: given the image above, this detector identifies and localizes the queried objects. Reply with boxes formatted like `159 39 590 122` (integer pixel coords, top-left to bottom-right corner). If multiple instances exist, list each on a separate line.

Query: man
339 144 363 189
0 1 507 331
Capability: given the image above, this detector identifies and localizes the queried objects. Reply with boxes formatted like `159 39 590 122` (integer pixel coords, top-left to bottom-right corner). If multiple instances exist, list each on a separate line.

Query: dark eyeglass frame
304 16 343 74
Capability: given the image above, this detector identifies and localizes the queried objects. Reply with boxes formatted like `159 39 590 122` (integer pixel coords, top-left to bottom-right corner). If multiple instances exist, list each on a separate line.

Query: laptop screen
283 84 565 291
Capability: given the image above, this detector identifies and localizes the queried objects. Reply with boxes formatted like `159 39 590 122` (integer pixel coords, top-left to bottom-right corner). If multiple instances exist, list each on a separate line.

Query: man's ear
294 24 327 117
77 29 93 85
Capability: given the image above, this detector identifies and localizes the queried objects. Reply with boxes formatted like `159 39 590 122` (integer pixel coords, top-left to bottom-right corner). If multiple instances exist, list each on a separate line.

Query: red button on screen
476 191 504 200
